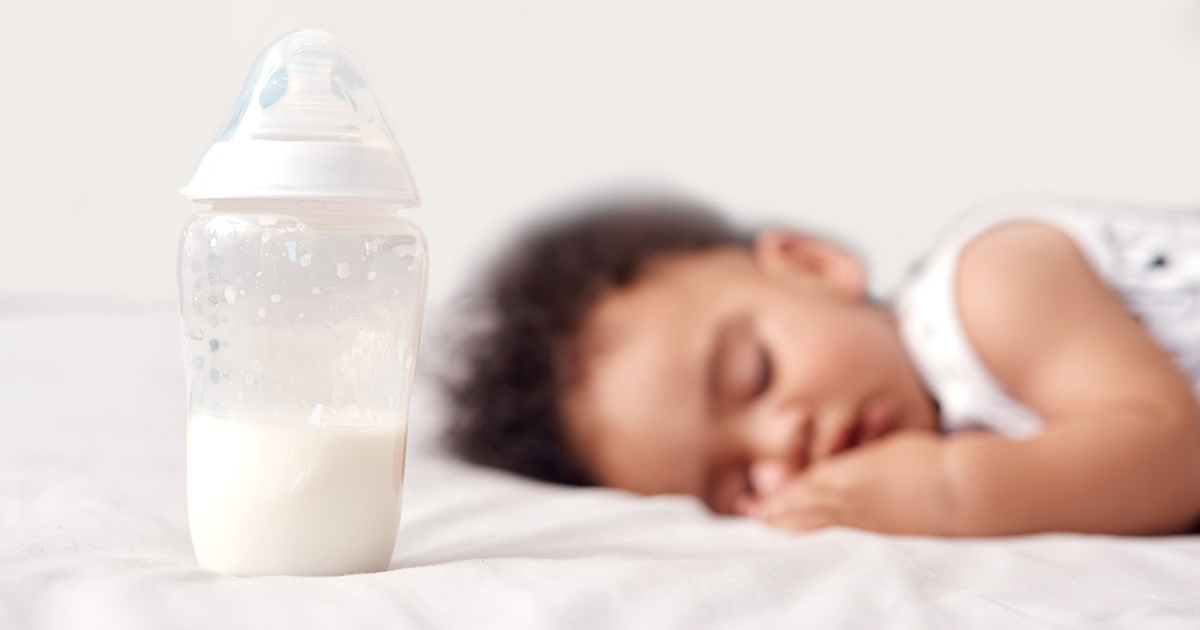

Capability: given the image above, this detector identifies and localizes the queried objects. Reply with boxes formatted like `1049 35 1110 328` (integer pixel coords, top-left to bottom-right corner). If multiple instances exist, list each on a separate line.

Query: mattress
3 307 1200 629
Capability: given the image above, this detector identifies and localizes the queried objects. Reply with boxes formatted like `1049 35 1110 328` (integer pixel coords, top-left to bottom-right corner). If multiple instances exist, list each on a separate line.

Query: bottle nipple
182 29 418 206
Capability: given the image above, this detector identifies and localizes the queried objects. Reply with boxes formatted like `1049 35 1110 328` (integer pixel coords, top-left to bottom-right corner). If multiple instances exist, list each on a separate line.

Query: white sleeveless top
893 196 1200 437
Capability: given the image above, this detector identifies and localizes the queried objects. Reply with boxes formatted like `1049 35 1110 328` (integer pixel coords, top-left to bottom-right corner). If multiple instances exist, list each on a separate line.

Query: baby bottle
177 30 427 577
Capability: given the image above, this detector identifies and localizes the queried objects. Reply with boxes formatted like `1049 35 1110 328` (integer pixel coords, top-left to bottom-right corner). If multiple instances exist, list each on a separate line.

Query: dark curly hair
444 196 750 486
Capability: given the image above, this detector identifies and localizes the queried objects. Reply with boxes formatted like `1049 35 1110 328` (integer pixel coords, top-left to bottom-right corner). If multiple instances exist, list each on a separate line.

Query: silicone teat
182 29 418 206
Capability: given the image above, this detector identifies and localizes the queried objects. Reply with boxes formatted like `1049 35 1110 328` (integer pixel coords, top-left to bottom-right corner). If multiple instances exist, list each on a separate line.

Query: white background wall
3 0 1200 311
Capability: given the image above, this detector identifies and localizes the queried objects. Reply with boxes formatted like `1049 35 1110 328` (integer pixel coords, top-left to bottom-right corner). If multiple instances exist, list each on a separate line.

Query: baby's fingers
749 459 791 496
748 480 844 532
734 458 798 518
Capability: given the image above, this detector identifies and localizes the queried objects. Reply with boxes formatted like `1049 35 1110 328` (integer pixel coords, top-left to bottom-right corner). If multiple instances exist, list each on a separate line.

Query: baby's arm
750 221 1200 535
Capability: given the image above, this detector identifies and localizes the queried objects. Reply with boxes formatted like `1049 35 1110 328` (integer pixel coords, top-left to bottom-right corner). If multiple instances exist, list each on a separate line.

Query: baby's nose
744 404 812 471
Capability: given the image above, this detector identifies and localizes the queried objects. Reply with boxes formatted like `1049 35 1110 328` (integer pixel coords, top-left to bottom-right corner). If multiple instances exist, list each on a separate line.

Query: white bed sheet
3 308 1200 629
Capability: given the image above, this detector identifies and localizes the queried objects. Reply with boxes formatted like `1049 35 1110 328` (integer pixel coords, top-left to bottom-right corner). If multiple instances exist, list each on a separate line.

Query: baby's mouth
829 401 893 456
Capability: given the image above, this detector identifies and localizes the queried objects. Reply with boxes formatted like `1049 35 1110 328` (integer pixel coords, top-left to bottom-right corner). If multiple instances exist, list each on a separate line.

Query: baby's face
563 230 938 514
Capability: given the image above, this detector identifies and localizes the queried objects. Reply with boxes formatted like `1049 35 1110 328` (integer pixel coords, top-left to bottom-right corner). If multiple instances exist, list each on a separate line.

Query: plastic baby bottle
177 30 427 577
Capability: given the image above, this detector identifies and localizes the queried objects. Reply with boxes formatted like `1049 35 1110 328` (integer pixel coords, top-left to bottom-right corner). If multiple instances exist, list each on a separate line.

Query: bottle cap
182 30 418 206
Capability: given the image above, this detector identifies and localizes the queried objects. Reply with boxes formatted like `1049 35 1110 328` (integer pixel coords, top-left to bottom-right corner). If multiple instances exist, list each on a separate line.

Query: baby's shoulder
956 219 1100 352
955 216 1171 409
893 195 1200 435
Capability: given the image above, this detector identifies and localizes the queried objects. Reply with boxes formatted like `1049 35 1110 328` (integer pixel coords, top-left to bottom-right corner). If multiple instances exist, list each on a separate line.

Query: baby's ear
752 229 866 300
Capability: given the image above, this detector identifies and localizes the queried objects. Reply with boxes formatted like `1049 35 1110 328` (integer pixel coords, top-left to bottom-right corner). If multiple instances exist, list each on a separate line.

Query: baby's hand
738 431 957 535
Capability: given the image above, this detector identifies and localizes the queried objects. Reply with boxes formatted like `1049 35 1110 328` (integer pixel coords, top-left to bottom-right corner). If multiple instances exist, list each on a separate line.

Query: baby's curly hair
445 196 749 486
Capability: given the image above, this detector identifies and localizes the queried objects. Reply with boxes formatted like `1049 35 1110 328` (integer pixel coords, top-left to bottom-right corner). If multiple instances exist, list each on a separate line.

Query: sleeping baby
445 194 1200 536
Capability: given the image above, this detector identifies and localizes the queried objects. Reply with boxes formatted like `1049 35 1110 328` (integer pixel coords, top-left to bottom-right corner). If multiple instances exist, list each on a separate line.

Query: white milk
187 414 406 576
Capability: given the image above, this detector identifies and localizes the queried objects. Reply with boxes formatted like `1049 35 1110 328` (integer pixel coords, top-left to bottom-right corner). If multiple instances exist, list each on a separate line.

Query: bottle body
177 200 426 576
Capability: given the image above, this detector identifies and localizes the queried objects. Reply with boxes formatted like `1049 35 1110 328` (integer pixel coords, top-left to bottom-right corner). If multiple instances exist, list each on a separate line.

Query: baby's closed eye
714 319 774 404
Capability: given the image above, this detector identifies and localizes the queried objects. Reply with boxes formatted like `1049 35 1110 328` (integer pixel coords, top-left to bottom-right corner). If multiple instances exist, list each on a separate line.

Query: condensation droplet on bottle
336 262 351 279
256 270 263 277
331 385 347 407
245 373 255 385
312 287 323 295
271 294 282 303
251 358 263 372
394 290 400 295
258 307 266 318
261 231 271 245
300 253 312 267
298 312 304 318
367 271 377 280
210 237 217 248
224 286 237 304
185 249 190 258
239 289 245 296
